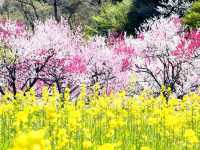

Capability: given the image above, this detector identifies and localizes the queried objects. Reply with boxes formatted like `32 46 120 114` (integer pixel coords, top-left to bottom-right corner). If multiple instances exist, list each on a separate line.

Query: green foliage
85 0 133 36
183 0 200 28
0 0 101 31
0 46 16 65
0 0 53 25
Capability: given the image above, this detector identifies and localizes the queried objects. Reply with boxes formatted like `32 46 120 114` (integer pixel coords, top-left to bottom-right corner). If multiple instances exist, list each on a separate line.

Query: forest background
0 0 196 36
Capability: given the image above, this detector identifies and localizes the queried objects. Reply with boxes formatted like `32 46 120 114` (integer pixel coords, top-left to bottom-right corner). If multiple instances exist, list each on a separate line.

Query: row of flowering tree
0 13 200 99
0 18 133 99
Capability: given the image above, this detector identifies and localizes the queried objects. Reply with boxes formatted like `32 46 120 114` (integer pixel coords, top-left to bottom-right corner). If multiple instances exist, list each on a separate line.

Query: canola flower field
1 86 200 150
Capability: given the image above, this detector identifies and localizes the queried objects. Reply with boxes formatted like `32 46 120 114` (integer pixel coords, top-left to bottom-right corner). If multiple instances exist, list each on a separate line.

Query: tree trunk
53 0 60 22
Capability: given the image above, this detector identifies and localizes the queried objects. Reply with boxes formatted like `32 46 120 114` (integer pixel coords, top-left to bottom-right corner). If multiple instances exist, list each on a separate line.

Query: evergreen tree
183 0 200 28
85 0 133 36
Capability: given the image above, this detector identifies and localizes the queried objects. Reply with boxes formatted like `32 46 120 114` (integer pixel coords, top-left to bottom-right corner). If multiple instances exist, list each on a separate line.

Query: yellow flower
98 143 115 150
0 103 14 115
141 146 151 150
168 97 179 106
83 128 92 139
45 105 58 122
56 128 70 148
106 129 115 138
15 110 29 124
108 118 124 129
10 130 51 150
184 129 199 144
64 87 70 101
147 117 158 126
83 140 92 149
67 109 82 132
78 83 87 100
106 110 115 119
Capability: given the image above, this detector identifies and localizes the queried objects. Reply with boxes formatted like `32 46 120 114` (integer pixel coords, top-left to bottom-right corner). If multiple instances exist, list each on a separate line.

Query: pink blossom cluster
0 20 26 42
172 30 200 58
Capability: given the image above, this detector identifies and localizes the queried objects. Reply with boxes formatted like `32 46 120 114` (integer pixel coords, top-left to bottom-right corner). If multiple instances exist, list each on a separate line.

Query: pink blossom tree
129 14 200 98
9 19 86 96
83 31 135 94
27 18 134 97
0 18 133 98
0 19 29 95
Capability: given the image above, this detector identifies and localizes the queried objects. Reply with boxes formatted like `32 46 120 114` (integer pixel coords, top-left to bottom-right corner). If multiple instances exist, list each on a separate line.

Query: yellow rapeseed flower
141 146 151 150
15 110 29 124
98 143 115 150
10 130 51 150
184 129 199 144
83 140 92 149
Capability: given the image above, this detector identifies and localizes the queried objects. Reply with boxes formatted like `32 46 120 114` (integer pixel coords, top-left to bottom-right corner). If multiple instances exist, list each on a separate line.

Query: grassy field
1 87 200 150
